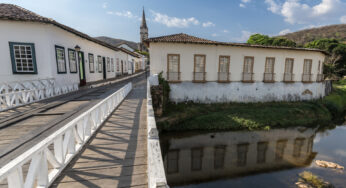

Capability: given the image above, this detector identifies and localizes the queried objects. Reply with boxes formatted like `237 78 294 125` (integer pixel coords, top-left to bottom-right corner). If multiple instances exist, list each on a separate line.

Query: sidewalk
52 78 148 188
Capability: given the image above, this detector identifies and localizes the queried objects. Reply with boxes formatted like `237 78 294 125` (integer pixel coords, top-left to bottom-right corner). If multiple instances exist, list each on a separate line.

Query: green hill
280 24 346 45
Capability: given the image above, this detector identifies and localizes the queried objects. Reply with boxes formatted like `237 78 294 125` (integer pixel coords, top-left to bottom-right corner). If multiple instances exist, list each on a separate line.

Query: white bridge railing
0 82 132 188
0 78 78 111
147 77 168 188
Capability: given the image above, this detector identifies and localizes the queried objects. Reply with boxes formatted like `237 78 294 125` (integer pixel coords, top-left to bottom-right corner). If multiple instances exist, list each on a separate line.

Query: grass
156 80 345 132
298 171 333 188
323 79 346 118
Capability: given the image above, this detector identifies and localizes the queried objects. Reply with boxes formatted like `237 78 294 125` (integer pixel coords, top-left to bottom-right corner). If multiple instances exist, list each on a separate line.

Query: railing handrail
0 78 55 86
147 79 168 188
0 83 132 187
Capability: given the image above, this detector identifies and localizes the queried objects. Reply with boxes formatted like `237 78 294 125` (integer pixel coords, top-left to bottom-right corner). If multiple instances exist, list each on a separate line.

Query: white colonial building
146 33 327 103
0 4 142 87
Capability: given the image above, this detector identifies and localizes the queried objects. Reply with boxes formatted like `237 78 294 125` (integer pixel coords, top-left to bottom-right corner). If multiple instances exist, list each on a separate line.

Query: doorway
103 57 106 80
78 51 86 86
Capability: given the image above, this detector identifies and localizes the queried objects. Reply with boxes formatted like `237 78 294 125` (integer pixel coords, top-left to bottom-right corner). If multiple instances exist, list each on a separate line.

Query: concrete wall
149 42 326 102
0 21 126 86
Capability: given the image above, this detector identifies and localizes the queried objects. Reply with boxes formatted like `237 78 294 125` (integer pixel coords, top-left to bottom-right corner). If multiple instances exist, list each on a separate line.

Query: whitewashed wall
149 42 326 103
150 43 325 82
0 21 120 86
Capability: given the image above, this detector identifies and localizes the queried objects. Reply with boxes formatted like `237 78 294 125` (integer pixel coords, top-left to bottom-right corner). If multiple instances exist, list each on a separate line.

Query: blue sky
1 0 346 42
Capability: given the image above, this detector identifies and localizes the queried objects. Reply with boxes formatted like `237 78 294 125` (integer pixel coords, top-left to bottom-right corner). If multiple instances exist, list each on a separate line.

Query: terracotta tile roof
0 4 119 52
145 33 329 55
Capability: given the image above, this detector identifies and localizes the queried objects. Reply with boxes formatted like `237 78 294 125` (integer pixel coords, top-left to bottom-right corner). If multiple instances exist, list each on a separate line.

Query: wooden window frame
55 45 67 74
193 54 206 83
111 58 114 72
9 42 38 74
283 58 295 83
302 59 313 83
107 57 110 72
88 53 95 73
67 49 78 73
218 55 230 83
167 54 181 83
242 56 254 83
263 57 275 83
97 56 102 73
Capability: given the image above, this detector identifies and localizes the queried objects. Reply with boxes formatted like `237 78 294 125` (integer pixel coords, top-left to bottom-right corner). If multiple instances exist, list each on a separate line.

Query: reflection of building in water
161 128 317 186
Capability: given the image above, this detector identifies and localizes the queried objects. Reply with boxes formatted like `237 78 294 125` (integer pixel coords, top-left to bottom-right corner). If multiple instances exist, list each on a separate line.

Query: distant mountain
280 24 346 45
95 36 139 51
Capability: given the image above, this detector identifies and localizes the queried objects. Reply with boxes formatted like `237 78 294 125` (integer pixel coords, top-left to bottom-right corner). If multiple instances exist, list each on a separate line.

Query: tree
247 34 296 47
305 39 346 78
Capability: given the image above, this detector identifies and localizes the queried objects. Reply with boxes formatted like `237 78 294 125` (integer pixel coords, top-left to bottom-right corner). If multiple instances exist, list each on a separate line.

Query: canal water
160 125 346 188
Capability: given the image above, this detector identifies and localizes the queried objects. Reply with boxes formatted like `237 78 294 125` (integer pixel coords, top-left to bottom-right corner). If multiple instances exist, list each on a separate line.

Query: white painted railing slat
0 83 132 188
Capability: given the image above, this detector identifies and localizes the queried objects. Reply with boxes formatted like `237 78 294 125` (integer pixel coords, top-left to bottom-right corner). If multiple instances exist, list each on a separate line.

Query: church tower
139 7 148 52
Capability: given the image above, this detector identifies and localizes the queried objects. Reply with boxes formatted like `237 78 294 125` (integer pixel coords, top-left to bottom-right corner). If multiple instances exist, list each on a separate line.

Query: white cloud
102 2 107 9
278 29 291 35
151 10 200 28
241 0 251 3
223 29 229 33
233 30 253 42
239 3 246 8
202 21 215 27
265 0 346 24
212 33 219 37
340 15 346 23
108 11 138 19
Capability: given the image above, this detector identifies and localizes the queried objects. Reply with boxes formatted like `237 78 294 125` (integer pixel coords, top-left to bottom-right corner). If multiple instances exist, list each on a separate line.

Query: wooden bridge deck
51 78 148 188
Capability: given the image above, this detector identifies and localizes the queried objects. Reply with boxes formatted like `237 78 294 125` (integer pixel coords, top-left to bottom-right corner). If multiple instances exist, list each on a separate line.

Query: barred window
243 56 254 73
107 57 110 72
116 58 120 72
55 46 66 73
303 59 312 74
9 42 37 74
98 56 102 73
194 55 205 73
285 58 294 73
168 54 179 72
111 58 114 72
68 49 77 73
219 56 230 73
265 57 275 73
89 53 95 73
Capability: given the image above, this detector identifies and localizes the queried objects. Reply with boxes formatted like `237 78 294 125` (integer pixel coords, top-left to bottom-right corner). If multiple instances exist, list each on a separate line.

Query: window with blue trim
9 42 37 74
55 46 67 74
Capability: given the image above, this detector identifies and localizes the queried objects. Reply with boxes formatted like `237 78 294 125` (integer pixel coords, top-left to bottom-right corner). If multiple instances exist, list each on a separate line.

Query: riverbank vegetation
156 80 346 132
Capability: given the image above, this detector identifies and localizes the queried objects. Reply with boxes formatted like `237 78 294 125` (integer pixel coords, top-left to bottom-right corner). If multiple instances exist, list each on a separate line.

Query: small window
303 59 312 74
167 54 180 81
243 56 254 74
194 55 206 73
98 56 102 73
191 148 203 171
237 143 249 166
214 145 226 169
275 139 287 161
88 53 94 73
55 46 66 74
107 57 110 72
284 58 294 73
264 57 275 73
167 150 179 174
257 142 268 164
219 56 230 73
68 49 77 73
111 58 114 72
293 138 305 158
116 58 120 72
9 42 37 74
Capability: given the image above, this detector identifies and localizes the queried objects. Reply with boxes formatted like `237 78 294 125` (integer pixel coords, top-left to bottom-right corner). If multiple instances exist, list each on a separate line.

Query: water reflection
160 127 317 186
